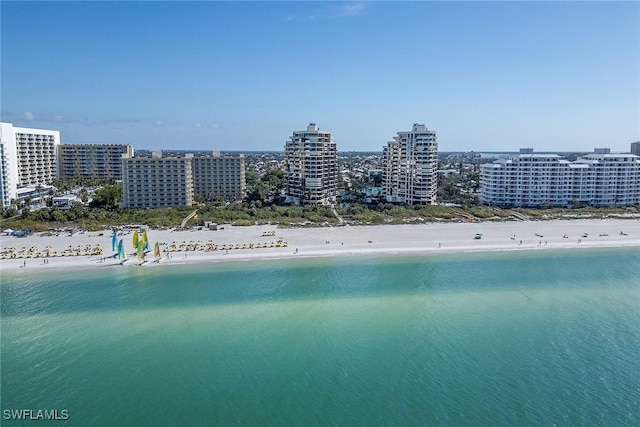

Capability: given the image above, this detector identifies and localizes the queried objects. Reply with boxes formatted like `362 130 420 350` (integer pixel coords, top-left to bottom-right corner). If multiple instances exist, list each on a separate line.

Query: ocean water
1 248 639 426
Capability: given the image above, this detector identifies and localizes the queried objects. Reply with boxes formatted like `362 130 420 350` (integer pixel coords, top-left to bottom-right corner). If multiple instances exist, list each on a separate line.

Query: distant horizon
129 147 635 156
2 2 638 152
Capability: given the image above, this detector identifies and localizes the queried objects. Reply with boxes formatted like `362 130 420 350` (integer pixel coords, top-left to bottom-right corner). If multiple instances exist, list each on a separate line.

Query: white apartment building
284 123 338 205
480 148 640 207
0 122 60 209
58 144 134 180
191 153 246 202
121 153 194 209
382 123 438 205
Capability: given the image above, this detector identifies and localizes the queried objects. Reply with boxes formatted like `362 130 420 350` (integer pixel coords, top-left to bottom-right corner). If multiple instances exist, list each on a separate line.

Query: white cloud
209 123 220 129
195 122 202 129
330 2 367 18
53 114 69 123
21 111 34 121
154 120 164 127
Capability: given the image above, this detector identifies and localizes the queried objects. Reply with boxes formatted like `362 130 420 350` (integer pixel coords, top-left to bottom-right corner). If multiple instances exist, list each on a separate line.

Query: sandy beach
1 218 638 273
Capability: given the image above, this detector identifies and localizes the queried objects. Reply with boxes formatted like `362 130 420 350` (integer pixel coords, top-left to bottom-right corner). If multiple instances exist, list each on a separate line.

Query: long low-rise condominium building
58 143 134 180
121 154 194 209
191 152 246 202
121 151 246 209
480 148 640 208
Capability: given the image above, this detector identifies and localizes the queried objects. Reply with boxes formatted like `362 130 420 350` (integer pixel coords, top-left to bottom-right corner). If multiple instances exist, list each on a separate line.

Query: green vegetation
2 205 198 232
436 173 480 207
513 206 638 219
245 169 285 206
50 178 117 195
197 204 337 226
3 201 637 232
89 183 122 210
1 175 637 231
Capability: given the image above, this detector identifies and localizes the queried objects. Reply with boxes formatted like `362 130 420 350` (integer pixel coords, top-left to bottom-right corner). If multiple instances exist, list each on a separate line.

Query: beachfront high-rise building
121 152 194 209
191 153 246 202
58 144 134 180
382 123 438 205
480 148 640 207
0 123 19 209
631 141 640 156
284 123 338 205
0 122 60 209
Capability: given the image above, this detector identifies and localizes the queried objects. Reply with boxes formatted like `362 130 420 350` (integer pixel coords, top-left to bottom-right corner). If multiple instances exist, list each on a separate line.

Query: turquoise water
2 248 639 426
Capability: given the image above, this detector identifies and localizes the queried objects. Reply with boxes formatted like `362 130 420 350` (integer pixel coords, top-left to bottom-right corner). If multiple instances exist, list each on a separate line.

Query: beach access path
1 218 638 273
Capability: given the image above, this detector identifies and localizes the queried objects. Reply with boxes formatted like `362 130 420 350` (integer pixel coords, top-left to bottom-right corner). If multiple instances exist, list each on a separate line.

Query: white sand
1 219 638 273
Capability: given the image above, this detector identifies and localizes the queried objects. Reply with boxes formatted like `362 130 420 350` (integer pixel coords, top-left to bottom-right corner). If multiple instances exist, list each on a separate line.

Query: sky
1 1 639 153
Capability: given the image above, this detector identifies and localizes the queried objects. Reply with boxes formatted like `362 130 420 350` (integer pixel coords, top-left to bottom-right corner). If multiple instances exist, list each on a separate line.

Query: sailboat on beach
118 239 128 264
152 242 161 263
137 241 144 261
111 231 117 253
142 230 149 252
132 230 139 252
135 229 150 265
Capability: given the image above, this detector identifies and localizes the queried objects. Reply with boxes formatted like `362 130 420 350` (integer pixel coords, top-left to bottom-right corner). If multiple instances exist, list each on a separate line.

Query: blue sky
2 1 639 152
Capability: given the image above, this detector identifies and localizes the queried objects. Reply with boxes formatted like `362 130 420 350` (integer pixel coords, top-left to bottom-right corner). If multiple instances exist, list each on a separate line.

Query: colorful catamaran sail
132 230 139 251
141 230 149 251
117 239 127 261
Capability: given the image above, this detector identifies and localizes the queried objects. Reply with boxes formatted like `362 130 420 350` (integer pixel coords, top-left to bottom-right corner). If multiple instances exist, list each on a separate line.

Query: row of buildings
283 122 439 206
0 121 439 209
1 120 639 210
479 147 640 208
121 122 438 208
0 122 246 209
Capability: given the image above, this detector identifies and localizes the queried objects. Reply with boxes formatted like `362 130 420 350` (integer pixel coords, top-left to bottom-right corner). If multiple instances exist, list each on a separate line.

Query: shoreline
1 219 638 274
